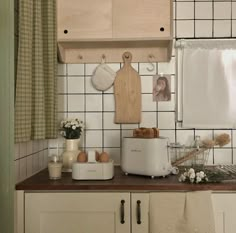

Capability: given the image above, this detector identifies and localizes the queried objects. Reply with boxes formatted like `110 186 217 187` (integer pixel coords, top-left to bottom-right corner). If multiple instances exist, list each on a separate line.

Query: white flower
60 120 66 127
196 176 202 183
199 171 205 178
65 122 71 128
60 118 85 139
179 167 208 184
189 173 196 179
190 178 195 183
178 174 186 182
71 120 77 125
188 168 195 174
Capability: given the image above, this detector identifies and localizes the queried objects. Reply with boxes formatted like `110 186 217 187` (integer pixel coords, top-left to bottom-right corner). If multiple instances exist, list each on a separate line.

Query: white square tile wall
15 140 48 183
233 2 236 19
57 76 67 94
214 149 232 165
176 20 195 38
176 2 194 20
195 2 212 19
214 2 231 20
140 112 157 128
233 21 236 37
86 130 103 148
68 76 84 93
86 112 103 129
214 20 231 37
67 64 84 76
195 20 213 38
46 0 236 167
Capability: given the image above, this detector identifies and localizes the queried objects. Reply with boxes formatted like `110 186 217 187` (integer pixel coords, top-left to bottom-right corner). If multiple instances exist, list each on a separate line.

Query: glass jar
48 155 62 180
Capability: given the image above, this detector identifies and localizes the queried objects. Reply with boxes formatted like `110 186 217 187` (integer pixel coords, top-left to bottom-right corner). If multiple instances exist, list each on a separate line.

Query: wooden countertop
15 166 236 191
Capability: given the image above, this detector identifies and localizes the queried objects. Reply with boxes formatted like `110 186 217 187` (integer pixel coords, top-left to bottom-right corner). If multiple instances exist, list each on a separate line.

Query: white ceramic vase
62 139 80 172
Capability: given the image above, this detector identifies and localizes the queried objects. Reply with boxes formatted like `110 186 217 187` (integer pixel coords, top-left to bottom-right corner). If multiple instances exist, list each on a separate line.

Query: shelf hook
78 54 83 60
147 54 155 72
101 54 106 64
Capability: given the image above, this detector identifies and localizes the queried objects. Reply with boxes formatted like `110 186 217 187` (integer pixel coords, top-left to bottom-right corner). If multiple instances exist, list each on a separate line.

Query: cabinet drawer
25 192 130 233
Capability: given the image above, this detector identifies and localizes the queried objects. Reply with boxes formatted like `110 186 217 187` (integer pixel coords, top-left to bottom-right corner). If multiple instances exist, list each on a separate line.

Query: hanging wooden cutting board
114 51 141 123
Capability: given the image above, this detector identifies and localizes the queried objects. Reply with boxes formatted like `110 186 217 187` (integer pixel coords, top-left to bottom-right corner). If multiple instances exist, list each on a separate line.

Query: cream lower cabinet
24 192 149 233
212 193 236 233
18 191 236 233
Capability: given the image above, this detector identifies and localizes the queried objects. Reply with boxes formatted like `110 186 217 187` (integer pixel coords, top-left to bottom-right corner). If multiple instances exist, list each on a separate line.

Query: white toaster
121 137 172 178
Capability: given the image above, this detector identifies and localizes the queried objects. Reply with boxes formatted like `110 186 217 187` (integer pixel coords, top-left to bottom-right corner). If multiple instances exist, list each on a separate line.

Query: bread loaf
133 127 159 138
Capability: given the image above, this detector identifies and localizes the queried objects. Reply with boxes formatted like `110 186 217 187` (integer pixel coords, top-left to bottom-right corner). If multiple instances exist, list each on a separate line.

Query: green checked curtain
15 0 57 143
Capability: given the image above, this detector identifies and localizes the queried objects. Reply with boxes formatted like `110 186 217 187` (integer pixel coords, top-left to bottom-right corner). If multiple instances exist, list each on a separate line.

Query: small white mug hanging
153 74 171 102
91 55 116 91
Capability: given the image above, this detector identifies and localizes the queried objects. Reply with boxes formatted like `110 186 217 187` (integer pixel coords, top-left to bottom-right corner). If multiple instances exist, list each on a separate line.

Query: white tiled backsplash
15 140 48 183
15 0 236 183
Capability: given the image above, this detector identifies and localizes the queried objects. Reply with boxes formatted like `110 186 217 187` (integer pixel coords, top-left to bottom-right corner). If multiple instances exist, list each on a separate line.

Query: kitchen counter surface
15 166 236 191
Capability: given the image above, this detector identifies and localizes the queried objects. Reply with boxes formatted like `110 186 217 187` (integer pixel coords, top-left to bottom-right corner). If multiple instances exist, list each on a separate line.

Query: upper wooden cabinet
57 0 112 40
57 0 173 63
113 0 171 39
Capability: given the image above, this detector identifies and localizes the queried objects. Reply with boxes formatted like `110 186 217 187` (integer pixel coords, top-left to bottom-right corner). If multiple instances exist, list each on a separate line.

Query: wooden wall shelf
58 39 173 63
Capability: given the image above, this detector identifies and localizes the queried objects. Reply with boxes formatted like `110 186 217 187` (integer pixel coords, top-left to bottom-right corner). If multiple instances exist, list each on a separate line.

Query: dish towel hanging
179 40 236 128
149 191 216 233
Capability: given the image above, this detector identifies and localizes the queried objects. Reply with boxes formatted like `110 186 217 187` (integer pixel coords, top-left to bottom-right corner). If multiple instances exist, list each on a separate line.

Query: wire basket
169 142 211 168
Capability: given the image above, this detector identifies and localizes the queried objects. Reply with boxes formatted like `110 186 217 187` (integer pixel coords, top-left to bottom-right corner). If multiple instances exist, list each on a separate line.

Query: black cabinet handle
137 200 141 224
120 200 125 224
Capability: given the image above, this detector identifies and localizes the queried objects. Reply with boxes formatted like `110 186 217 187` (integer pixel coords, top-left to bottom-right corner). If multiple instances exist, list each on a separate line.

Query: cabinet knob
137 200 141 224
120 200 125 224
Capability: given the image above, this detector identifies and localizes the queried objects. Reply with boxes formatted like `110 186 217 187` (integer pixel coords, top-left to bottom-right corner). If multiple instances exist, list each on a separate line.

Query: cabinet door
113 0 172 39
25 192 130 233
57 0 112 40
131 193 149 233
212 193 236 233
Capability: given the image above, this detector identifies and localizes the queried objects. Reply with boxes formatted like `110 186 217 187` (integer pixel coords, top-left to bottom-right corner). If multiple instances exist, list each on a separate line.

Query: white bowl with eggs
72 151 114 180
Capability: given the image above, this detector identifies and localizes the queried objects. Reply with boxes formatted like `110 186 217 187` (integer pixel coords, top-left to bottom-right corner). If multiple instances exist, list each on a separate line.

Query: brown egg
99 152 110 163
95 151 100 162
77 151 87 163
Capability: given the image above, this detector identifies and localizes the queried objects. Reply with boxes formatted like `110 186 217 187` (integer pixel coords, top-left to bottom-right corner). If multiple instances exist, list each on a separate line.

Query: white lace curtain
177 40 236 128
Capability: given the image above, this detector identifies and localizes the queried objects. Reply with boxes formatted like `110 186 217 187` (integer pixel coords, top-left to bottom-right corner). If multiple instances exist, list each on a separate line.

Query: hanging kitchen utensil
91 55 116 91
114 51 141 123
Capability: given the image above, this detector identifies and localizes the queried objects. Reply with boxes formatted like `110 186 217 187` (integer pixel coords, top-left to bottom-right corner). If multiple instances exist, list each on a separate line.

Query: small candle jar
48 155 62 180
